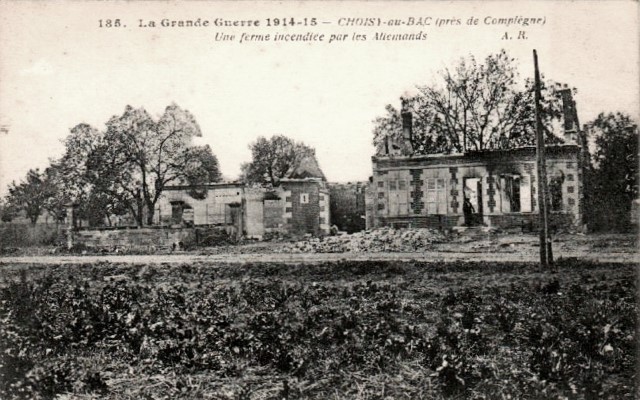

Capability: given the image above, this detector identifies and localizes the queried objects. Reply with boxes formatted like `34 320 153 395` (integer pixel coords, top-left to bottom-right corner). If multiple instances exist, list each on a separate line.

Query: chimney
624 124 638 135
559 87 577 144
400 98 413 152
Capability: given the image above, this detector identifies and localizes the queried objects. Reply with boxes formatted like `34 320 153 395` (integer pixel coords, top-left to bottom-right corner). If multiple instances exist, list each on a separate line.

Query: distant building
154 155 330 238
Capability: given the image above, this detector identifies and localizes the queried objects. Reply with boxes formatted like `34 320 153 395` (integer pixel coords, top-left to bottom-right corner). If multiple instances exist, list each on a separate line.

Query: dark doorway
170 201 184 225
463 177 484 226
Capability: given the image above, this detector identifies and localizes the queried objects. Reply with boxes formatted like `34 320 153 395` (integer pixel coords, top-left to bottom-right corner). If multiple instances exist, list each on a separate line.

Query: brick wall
409 169 425 215
281 180 323 236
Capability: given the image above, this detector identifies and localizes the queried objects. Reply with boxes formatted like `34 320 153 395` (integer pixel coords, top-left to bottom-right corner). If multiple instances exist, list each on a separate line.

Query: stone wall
243 189 266 238
364 182 376 230
155 184 244 226
74 226 232 251
486 213 575 232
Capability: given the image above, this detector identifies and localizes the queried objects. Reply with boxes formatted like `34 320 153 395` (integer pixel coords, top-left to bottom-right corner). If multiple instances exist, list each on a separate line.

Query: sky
0 1 638 195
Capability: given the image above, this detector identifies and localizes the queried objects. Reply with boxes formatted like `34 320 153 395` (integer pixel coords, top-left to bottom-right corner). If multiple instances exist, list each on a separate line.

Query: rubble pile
282 228 447 253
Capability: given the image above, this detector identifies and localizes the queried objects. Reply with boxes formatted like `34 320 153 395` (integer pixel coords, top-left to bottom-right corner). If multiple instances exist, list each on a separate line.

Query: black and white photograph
0 1 638 398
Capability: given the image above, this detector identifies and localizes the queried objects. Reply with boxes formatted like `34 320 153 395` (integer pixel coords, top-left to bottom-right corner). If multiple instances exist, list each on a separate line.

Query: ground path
1 249 638 265
2 232 637 265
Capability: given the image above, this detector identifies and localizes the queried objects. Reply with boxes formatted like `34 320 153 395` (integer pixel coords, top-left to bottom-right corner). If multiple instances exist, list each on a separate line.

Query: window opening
549 175 564 211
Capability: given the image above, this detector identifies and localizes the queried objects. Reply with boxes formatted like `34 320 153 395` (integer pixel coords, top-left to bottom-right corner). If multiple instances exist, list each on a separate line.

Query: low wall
379 215 460 230
376 212 577 232
74 226 234 251
487 213 576 232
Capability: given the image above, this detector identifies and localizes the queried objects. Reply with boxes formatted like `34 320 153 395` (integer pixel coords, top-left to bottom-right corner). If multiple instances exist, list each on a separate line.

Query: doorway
463 177 483 226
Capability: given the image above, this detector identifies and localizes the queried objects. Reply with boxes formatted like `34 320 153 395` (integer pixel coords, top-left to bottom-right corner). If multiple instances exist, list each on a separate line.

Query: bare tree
373 50 566 155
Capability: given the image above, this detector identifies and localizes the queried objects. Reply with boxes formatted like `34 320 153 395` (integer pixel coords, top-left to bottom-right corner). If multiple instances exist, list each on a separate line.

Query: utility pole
533 50 553 267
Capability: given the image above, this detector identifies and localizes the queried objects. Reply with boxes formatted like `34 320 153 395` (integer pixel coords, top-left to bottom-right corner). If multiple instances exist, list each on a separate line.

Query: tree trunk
145 199 156 226
135 189 144 227
136 204 144 227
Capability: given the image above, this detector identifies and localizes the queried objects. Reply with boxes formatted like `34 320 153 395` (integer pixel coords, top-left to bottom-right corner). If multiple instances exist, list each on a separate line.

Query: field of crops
0 260 636 399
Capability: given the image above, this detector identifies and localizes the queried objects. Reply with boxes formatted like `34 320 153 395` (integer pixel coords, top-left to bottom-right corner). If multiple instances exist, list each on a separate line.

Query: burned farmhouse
366 90 587 232
369 147 584 231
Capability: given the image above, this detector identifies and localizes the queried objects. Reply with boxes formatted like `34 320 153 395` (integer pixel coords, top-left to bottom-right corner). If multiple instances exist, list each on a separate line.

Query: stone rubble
279 227 447 253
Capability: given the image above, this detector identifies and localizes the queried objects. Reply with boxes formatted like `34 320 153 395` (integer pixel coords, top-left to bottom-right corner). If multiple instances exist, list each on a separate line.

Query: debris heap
281 228 446 253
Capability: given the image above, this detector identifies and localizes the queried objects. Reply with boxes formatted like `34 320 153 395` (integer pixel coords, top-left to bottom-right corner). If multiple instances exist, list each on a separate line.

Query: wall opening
550 175 564 211
501 175 521 212
463 178 483 214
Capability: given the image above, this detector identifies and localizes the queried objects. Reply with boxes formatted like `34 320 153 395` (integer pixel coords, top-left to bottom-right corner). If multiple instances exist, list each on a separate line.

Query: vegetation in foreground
0 260 636 399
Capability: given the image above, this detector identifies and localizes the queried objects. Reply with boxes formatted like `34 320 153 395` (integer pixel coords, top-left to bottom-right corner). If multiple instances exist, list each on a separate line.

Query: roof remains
285 154 326 181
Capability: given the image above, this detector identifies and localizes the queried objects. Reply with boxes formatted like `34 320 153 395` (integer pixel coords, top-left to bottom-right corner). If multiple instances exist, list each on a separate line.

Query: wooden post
533 50 553 267
65 203 75 250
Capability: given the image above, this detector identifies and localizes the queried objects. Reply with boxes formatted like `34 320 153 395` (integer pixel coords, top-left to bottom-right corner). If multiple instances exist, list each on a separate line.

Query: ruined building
367 90 587 231
154 155 330 238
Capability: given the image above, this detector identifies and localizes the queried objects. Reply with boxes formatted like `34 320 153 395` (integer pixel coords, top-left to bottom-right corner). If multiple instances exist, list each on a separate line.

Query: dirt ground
1 232 637 265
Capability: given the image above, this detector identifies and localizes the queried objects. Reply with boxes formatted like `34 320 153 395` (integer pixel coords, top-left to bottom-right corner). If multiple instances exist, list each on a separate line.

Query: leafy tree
585 112 638 231
56 124 102 209
241 135 316 186
52 124 129 227
84 135 141 225
0 198 16 223
373 50 567 155
184 145 223 200
41 164 69 225
6 169 55 225
48 104 222 227
3 104 221 228
97 103 221 226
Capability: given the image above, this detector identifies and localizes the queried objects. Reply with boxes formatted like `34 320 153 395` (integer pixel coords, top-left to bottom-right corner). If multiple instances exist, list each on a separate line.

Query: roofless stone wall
74 226 234 251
